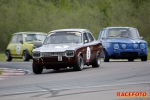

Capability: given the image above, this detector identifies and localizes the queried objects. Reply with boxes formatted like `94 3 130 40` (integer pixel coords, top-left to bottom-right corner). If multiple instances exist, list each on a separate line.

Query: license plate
58 56 62 61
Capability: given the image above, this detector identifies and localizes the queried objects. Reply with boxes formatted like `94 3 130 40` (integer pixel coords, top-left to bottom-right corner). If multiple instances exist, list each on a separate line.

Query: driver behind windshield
120 31 129 38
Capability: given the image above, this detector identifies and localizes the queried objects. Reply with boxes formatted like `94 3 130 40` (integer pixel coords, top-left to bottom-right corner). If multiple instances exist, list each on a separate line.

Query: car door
9 34 18 56
15 34 23 57
82 32 90 64
99 30 107 43
86 32 96 63
99 30 108 58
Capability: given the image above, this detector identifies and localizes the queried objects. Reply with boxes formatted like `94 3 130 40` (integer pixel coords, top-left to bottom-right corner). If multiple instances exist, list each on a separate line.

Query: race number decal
86 47 91 62
16 44 21 54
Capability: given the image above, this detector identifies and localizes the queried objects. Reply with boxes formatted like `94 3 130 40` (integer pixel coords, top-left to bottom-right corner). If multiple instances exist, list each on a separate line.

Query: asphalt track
0 60 150 100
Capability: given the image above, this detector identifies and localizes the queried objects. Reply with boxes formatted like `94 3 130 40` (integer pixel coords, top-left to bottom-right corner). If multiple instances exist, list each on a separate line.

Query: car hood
26 41 43 47
105 38 147 43
33 43 82 52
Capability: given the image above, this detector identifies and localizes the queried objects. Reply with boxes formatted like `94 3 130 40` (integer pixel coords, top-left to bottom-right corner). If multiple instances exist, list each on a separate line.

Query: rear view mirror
102 37 105 40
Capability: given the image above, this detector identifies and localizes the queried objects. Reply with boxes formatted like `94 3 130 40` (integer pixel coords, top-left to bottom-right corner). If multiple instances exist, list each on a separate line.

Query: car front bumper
110 49 147 59
33 56 77 68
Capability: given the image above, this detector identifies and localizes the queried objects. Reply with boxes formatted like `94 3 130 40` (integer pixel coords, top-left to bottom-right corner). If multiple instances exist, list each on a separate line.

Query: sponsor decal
117 92 148 98
86 47 91 62
16 44 21 54
55 46 61 48
55 45 69 49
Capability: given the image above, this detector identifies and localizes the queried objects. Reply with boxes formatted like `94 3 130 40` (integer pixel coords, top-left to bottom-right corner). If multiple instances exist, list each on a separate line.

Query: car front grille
41 52 65 57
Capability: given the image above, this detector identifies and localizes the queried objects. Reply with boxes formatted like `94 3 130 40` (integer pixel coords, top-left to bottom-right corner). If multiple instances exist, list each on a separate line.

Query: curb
0 68 26 80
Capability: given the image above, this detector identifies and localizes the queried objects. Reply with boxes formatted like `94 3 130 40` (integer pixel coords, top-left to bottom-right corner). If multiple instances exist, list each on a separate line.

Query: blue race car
98 27 148 62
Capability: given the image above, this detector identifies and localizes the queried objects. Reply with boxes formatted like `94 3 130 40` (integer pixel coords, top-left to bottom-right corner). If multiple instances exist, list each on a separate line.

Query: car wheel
32 62 43 74
73 55 84 71
23 51 30 61
141 55 147 61
92 53 101 68
128 58 134 62
104 50 109 62
5 51 12 62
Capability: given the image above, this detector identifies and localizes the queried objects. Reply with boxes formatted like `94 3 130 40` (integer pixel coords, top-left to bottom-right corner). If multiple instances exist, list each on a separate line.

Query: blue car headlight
133 44 138 49
113 44 119 49
121 44 126 49
140 43 145 49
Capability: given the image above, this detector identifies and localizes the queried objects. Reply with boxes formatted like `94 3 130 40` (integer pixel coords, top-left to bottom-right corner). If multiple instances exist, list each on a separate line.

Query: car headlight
133 44 138 49
66 50 74 57
32 52 41 58
121 44 126 49
140 43 145 49
113 44 119 49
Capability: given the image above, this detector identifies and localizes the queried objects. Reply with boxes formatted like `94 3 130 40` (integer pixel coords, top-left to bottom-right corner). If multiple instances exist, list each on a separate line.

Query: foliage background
0 0 150 52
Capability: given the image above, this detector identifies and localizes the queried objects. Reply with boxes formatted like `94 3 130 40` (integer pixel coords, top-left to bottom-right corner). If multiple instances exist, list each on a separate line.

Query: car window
17 34 22 43
11 34 17 43
25 34 46 42
43 31 82 44
99 30 106 40
108 28 139 39
108 28 129 38
129 29 139 39
87 32 94 42
83 33 89 43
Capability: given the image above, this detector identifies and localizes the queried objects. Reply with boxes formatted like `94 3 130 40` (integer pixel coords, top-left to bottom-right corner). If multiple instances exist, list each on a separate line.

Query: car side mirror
140 36 143 40
84 40 88 43
20 40 23 44
102 37 105 40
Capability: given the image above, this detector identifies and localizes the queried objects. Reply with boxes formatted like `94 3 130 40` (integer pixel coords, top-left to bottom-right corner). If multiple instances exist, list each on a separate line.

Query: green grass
0 70 3 75
0 53 5 61
0 53 32 62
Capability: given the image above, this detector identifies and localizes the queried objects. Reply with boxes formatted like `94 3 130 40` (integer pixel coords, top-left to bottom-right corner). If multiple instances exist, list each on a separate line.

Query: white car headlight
66 50 74 57
140 43 145 49
113 44 119 49
133 44 138 49
32 52 41 58
121 44 126 49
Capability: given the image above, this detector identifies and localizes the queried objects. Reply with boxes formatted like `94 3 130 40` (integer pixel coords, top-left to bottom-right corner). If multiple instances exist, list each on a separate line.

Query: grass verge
0 53 32 62
0 70 3 75
0 53 5 61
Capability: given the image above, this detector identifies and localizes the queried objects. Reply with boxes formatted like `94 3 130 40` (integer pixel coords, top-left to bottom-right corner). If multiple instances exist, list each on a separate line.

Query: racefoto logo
117 92 148 98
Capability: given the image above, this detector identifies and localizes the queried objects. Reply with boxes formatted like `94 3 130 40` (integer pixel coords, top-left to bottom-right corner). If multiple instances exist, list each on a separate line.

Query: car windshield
25 34 46 42
43 31 82 44
107 28 139 39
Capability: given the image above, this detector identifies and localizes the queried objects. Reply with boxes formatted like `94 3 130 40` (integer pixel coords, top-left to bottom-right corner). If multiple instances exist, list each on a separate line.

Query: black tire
92 53 101 68
103 50 109 62
32 62 43 74
23 50 30 61
141 55 147 61
5 51 12 62
128 58 134 62
73 55 84 71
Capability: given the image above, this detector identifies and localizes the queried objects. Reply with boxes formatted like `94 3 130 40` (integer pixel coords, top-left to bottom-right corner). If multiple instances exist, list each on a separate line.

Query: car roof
49 28 89 33
13 32 47 35
102 27 136 30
